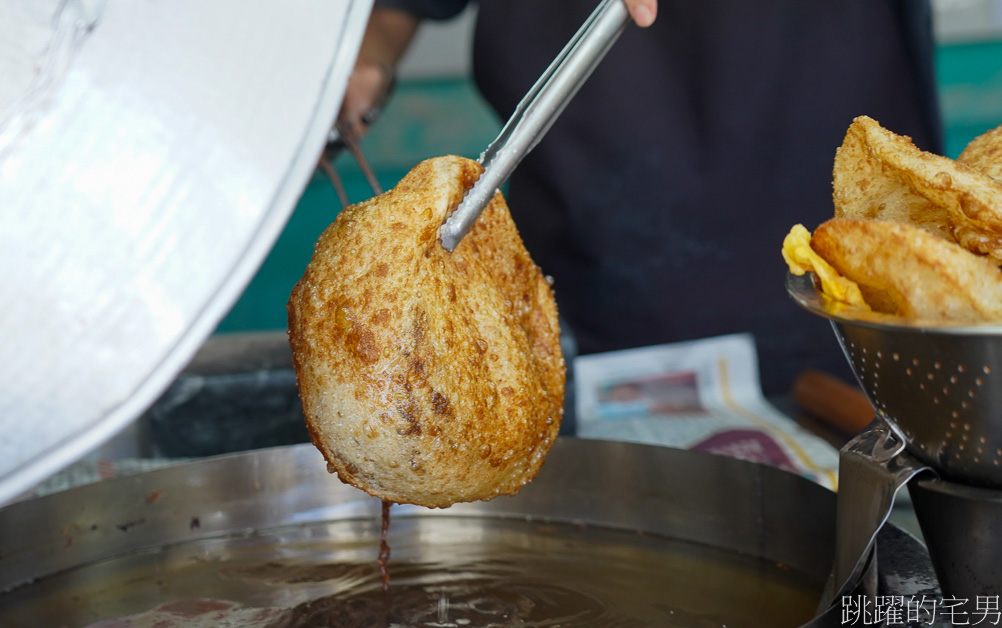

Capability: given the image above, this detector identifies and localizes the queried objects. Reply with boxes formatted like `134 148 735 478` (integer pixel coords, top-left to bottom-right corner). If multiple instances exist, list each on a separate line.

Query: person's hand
339 61 396 141
624 0 657 27
336 7 419 141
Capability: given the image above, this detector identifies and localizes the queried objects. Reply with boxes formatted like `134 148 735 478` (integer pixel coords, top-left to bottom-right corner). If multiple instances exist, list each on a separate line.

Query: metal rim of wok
0 439 936 626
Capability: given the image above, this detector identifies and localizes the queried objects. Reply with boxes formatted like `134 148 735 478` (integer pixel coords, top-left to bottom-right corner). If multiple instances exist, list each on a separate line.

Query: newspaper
575 333 840 490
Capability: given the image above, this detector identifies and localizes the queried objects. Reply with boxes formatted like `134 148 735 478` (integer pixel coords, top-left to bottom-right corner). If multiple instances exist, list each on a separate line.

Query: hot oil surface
0 517 822 628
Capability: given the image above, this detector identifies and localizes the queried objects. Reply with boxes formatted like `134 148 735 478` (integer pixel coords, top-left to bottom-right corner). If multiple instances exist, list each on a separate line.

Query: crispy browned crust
834 115 1002 262
959 124 1002 183
811 218 1002 322
287 156 565 508
833 116 956 242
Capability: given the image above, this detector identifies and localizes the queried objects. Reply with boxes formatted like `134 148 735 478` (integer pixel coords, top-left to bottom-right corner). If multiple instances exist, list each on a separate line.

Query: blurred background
214 0 1002 336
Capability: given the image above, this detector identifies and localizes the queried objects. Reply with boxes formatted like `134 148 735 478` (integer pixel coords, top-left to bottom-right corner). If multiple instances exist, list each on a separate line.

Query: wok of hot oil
2 517 823 628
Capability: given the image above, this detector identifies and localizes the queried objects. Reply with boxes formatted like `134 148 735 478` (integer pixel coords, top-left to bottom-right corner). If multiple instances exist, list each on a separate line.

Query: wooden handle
793 370 874 436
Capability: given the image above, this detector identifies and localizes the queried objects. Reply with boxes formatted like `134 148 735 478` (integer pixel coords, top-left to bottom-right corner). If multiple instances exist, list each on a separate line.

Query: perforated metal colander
787 272 1002 487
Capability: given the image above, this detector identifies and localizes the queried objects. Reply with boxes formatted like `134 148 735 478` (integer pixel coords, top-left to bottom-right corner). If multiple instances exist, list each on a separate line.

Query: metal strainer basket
787 272 1002 488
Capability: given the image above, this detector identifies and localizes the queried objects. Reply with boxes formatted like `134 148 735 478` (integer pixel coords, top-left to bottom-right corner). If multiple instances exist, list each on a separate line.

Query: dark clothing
379 0 942 395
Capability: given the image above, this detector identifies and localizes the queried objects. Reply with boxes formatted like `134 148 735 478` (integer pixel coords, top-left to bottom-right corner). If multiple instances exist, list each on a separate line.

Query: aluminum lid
0 0 372 504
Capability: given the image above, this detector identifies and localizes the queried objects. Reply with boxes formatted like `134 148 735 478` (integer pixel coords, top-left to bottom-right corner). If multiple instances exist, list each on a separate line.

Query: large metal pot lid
0 0 372 504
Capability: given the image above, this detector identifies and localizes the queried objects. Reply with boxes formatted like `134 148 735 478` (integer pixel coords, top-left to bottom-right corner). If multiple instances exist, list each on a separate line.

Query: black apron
468 0 941 394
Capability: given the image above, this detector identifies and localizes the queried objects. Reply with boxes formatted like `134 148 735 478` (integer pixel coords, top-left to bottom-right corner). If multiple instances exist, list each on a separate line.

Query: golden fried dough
833 116 955 241
287 156 565 508
811 218 1002 323
959 124 1002 182
834 116 1002 261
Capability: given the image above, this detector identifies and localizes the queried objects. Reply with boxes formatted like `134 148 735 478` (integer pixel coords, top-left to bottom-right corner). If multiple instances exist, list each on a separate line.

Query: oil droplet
410 459 423 473
326 462 337 474
362 421 377 439
480 444 492 459
387 460 400 469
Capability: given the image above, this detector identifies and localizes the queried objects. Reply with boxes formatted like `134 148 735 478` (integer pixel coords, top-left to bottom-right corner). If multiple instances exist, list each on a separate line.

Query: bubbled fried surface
811 218 1002 323
959 124 1002 183
287 156 565 508
833 116 956 242
834 116 1002 262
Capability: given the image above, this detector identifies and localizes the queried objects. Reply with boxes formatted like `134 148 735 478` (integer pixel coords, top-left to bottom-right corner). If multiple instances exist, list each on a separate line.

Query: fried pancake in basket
287 156 565 508
833 116 1002 262
959 123 1002 182
833 116 956 242
811 218 1002 322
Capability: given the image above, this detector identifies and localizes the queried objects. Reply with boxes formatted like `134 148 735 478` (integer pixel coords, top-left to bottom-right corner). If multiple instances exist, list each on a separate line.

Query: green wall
937 39 1002 158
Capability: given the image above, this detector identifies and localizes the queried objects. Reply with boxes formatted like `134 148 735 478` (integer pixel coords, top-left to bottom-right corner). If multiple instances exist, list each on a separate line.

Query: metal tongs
439 0 632 251
319 121 384 208
319 64 396 207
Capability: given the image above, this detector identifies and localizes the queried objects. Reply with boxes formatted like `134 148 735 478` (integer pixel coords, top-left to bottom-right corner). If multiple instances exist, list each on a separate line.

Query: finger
338 62 390 134
623 0 656 27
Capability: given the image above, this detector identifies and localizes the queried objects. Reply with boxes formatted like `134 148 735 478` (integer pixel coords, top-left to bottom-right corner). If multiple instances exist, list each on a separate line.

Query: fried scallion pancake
287 156 565 508
810 218 1002 323
833 116 955 242
959 123 1002 183
834 115 1002 262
